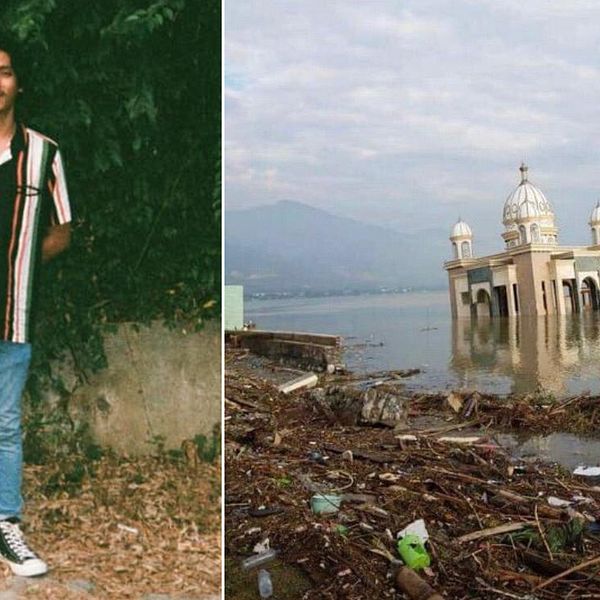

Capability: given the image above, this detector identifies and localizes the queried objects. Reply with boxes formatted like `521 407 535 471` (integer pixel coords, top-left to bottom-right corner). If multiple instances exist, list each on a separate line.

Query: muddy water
497 432 600 472
246 292 600 397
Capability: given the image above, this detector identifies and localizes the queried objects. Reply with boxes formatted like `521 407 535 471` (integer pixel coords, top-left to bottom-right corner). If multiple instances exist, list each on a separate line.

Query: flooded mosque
445 163 600 318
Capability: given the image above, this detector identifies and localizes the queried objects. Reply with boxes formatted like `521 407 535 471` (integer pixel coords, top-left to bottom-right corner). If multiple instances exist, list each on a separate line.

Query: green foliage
275 476 293 488
509 517 585 553
0 0 221 448
532 385 556 406
193 424 221 463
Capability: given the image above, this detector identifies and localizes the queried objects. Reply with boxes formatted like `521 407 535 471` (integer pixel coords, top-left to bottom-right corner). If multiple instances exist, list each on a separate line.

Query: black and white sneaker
0 519 48 576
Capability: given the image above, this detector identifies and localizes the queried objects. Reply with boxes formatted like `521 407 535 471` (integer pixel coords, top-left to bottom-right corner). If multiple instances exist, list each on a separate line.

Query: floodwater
245 291 600 397
246 291 600 470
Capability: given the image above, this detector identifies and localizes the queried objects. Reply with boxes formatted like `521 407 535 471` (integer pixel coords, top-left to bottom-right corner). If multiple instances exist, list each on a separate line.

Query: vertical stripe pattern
0 126 72 343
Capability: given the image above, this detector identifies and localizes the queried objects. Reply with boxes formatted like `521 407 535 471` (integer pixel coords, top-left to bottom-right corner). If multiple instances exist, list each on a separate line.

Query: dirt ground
225 347 600 599
1 452 221 599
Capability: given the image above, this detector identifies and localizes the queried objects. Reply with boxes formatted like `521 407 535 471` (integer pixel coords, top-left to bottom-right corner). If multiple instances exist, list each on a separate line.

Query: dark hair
0 35 28 91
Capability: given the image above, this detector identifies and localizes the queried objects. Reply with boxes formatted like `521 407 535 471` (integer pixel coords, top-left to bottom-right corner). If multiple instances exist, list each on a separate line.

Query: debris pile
225 349 600 599
412 388 600 435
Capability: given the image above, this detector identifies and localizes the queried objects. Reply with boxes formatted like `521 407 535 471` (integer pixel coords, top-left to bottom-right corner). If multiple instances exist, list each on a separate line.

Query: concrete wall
228 330 342 371
70 321 221 455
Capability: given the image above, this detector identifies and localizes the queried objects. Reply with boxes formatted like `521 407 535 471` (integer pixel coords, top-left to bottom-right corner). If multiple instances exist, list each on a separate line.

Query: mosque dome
502 163 554 226
590 201 600 226
450 219 472 239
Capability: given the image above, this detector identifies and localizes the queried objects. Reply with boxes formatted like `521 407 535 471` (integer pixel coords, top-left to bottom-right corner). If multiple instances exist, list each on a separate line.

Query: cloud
225 0 600 256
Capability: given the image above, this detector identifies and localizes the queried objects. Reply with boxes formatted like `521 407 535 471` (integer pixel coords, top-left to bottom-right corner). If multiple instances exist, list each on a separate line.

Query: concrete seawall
69 320 221 455
226 329 342 371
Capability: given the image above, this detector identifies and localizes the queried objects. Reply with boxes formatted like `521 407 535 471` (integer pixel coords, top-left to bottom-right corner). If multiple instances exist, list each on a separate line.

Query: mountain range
225 200 449 293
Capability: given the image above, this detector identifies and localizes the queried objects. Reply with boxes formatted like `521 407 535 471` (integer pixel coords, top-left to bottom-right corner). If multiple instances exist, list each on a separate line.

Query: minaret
450 218 473 260
589 201 600 246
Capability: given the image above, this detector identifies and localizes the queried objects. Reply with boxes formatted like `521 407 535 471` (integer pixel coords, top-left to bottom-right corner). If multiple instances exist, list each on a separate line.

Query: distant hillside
225 200 448 293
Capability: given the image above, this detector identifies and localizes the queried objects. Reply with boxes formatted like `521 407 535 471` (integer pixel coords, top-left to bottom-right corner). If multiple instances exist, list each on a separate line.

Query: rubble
309 385 408 428
225 346 600 599
278 373 319 394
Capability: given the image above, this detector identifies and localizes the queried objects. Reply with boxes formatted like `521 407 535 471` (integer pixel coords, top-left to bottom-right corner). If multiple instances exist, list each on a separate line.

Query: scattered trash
462 392 481 418
310 493 342 515
277 373 318 394
341 450 354 462
397 519 429 543
446 391 464 413
248 506 286 517
437 435 482 445
397 534 431 571
395 566 444 600
548 496 572 507
586 521 600 534
241 549 279 571
258 569 273 598
574 466 600 484
308 450 327 464
116 523 139 535
226 344 600 598
395 434 418 442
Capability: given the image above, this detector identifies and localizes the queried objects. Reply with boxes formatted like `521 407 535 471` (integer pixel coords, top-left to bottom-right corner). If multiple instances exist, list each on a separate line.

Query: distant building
445 164 600 317
224 285 244 330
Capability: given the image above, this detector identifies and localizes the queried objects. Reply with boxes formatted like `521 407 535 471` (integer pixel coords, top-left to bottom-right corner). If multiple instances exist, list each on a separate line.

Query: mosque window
594 229 598 245
531 224 540 242
519 225 527 244
461 241 470 258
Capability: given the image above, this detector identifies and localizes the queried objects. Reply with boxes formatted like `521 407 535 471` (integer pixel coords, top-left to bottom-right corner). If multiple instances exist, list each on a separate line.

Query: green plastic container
310 493 342 515
397 534 431 571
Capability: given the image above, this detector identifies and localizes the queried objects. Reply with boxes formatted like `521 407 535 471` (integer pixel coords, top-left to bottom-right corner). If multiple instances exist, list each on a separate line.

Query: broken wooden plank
277 373 318 394
324 443 395 464
224 396 266 411
419 419 481 436
521 549 588 579
456 521 536 543
437 435 482 445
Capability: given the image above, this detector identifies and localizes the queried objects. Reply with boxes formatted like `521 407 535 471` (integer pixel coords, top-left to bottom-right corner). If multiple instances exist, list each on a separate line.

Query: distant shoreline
243 287 447 301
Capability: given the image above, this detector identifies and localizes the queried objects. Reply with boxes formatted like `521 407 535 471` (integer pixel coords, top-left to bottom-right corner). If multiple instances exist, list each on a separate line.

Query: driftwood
521 548 588 579
323 443 395 464
534 555 600 590
395 567 444 600
456 521 536 543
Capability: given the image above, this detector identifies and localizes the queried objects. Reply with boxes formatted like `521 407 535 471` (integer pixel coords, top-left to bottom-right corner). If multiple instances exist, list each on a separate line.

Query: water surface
246 291 600 397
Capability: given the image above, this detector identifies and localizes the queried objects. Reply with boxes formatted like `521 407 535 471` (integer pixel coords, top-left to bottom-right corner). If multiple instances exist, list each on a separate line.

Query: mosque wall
511 252 538 315
529 252 555 315
575 256 600 272
445 166 600 318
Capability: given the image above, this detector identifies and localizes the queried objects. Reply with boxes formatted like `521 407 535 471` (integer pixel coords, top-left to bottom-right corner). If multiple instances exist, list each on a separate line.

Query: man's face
0 51 18 117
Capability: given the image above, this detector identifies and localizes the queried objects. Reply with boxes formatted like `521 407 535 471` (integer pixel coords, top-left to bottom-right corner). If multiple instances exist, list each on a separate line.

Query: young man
0 42 71 577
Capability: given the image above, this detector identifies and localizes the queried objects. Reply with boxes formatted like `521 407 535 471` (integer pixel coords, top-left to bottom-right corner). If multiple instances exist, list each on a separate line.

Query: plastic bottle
258 569 273 598
241 548 278 570
397 534 431 571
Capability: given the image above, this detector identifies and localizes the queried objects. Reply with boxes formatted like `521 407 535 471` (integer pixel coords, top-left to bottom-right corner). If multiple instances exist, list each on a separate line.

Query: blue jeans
0 341 31 520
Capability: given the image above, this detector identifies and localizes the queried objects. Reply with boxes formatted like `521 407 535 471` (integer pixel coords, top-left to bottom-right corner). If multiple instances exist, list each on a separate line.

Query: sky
225 0 600 256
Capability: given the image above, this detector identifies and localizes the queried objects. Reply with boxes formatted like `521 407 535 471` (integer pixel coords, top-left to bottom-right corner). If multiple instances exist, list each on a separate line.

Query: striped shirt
0 124 72 343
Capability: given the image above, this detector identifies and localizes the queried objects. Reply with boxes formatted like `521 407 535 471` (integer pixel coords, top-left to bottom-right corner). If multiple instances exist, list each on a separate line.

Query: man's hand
42 223 71 262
